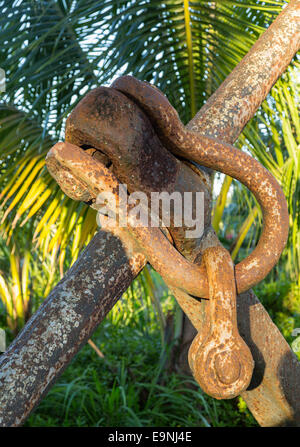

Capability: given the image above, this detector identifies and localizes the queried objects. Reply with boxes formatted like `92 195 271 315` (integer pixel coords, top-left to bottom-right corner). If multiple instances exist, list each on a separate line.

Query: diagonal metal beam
0 0 299 427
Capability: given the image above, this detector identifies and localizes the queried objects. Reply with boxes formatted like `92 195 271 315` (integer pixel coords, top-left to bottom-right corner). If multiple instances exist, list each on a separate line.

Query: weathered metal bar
0 0 299 427
133 0 300 425
238 290 300 426
173 285 300 426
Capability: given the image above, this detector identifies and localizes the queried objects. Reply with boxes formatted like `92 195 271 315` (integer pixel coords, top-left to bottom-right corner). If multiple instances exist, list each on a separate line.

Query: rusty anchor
46 76 288 400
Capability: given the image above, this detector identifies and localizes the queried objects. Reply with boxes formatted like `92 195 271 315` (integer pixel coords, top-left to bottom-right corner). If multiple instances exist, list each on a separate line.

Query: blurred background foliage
0 0 299 427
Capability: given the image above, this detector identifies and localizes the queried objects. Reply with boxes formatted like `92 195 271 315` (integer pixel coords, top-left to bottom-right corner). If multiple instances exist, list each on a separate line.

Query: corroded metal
238 289 300 426
46 141 211 297
188 246 254 399
0 0 299 427
181 0 300 425
47 133 297 415
45 68 287 407
112 76 289 293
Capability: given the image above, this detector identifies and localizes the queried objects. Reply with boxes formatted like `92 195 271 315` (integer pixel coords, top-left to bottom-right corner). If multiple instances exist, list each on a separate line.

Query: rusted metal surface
0 0 299 427
0 229 146 426
46 136 287 300
189 246 254 400
181 0 300 425
46 142 211 298
238 289 300 426
48 128 295 412
112 76 289 293
64 86 212 260
54 76 289 296
110 2 300 423
188 0 300 142
46 141 257 402
168 0 300 426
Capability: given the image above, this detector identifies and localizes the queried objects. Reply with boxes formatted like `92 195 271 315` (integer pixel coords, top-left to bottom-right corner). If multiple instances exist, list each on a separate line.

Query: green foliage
0 234 62 335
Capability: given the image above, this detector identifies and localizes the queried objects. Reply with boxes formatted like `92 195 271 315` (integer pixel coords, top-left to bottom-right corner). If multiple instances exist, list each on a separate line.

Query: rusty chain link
46 76 288 400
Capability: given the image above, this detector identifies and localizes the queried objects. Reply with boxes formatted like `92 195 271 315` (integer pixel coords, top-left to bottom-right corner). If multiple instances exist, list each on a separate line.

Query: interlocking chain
46 76 289 399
